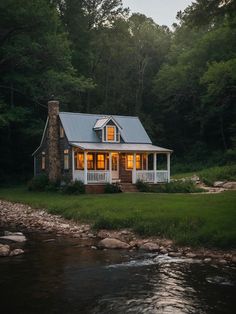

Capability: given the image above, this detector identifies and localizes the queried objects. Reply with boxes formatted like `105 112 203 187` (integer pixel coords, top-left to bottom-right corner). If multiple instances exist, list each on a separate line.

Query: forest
0 0 235 182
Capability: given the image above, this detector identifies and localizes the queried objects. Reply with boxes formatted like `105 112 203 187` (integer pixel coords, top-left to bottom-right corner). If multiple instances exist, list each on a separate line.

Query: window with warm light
75 153 84 170
41 152 46 170
96 154 105 170
136 154 141 170
87 154 94 170
64 149 69 170
126 154 133 169
106 126 116 141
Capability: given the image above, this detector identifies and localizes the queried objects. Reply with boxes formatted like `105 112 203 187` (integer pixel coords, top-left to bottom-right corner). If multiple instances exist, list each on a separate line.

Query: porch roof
70 142 172 153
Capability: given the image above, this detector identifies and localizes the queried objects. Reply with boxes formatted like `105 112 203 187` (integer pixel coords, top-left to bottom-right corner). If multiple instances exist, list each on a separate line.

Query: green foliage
62 180 85 194
27 174 49 191
104 183 122 193
0 186 235 248
199 165 236 186
137 179 203 193
152 181 203 193
136 180 150 192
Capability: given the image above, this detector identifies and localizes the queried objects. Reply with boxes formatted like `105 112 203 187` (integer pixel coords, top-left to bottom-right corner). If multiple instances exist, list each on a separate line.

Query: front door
111 153 119 181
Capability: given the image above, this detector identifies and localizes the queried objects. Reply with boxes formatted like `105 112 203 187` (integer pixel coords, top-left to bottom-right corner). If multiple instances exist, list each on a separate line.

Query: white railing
136 170 169 183
87 171 110 183
74 170 110 183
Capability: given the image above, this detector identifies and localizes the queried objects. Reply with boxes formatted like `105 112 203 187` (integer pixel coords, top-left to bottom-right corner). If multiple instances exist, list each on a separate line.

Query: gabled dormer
93 116 122 143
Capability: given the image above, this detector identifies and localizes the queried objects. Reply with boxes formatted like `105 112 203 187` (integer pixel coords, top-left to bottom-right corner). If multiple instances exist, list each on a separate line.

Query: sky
122 0 194 27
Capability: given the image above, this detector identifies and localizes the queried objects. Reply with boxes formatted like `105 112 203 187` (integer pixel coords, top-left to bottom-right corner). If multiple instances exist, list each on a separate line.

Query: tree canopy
0 0 235 181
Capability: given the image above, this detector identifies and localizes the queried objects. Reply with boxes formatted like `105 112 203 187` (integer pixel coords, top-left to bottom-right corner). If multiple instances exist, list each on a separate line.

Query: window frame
41 151 46 170
75 152 84 170
63 149 69 170
60 125 64 138
87 153 94 170
105 125 117 142
96 153 105 170
126 154 134 170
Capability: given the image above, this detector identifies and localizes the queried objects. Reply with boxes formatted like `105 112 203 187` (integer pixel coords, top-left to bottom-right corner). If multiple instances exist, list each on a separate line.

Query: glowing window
75 153 84 170
126 154 133 169
41 152 46 170
97 154 105 170
106 126 116 141
64 149 69 170
87 154 94 170
136 154 141 170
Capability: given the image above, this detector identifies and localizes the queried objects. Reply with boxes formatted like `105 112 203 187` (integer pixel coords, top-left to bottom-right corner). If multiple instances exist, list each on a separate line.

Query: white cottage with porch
33 101 172 193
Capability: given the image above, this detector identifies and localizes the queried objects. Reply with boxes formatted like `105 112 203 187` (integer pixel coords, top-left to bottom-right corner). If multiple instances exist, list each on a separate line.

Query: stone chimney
48 100 61 182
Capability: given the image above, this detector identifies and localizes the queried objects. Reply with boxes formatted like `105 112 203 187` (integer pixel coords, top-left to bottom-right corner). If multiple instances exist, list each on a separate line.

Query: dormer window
106 126 116 142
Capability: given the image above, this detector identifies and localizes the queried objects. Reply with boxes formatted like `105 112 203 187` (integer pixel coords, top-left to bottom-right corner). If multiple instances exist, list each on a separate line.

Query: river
0 232 235 314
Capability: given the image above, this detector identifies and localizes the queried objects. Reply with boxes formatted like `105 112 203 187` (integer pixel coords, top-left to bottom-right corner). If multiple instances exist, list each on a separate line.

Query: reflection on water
0 232 235 314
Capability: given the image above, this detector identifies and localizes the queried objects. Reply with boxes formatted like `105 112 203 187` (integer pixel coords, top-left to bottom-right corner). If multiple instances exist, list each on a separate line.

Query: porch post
109 152 112 183
132 152 136 184
84 151 87 184
153 152 157 184
72 148 75 181
167 153 170 183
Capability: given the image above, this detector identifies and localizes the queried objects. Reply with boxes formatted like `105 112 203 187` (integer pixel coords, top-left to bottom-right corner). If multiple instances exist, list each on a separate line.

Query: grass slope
0 187 235 249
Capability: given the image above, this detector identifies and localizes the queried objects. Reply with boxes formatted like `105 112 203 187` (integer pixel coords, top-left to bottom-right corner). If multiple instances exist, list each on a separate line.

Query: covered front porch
71 145 171 185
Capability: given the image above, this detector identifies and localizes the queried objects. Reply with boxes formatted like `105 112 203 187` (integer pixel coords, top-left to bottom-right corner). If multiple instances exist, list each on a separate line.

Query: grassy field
0 186 235 249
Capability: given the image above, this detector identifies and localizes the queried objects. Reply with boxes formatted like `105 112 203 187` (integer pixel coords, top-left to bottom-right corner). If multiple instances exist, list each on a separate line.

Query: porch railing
74 170 110 183
136 170 169 183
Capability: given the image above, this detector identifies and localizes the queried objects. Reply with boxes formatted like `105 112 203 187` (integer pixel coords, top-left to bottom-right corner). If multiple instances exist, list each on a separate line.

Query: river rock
0 235 26 242
0 244 10 257
213 181 225 187
222 182 236 190
168 252 182 257
231 256 236 264
218 259 227 265
9 249 24 256
160 248 168 254
139 242 160 252
98 238 130 249
204 258 212 263
185 253 197 258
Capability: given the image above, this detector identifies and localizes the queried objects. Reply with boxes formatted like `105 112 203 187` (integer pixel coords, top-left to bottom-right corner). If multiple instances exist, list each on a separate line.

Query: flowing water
0 232 235 314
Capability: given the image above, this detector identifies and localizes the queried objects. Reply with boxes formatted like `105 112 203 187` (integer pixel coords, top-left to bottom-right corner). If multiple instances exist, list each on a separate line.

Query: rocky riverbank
0 200 235 264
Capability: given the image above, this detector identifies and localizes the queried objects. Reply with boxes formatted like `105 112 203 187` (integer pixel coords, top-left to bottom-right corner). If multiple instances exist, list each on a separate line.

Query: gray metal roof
59 112 152 144
71 142 172 152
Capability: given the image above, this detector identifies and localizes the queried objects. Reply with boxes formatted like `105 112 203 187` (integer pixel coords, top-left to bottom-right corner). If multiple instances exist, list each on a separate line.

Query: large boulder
222 182 236 190
0 244 10 257
139 242 160 252
98 238 130 249
0 234 26 243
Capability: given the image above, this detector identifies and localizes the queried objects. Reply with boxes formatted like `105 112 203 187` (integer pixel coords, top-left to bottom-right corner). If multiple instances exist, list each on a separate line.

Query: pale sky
122 0 194 27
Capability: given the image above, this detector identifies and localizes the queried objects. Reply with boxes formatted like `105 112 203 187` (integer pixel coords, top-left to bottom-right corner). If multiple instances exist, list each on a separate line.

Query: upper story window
106 125 116 142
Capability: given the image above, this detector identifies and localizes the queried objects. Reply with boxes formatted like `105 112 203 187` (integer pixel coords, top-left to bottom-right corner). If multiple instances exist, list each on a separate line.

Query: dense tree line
0 0 235 181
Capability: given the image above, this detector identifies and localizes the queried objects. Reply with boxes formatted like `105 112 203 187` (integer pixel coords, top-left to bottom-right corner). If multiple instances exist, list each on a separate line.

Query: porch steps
120 183 138 193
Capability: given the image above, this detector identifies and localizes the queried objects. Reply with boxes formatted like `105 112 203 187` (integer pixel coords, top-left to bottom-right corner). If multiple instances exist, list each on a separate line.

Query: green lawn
0 187 236 249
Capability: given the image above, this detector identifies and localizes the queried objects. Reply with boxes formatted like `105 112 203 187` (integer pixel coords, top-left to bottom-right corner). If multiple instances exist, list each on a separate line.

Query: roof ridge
59 111 139 119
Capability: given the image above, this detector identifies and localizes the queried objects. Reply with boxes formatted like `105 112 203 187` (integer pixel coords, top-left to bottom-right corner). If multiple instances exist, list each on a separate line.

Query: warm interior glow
87 153 94 170
127 154 133 169
136 154 141 170
97 154 105 170
60 126 64 138
107 126 115 141
75 153 84 170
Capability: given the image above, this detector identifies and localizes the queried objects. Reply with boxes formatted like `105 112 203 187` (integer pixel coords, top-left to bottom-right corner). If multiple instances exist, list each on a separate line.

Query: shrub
199 165 236 186
136 180 150 192
62 180 85 194
28 175 49 191
152 180 204 193
104 183 122 193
